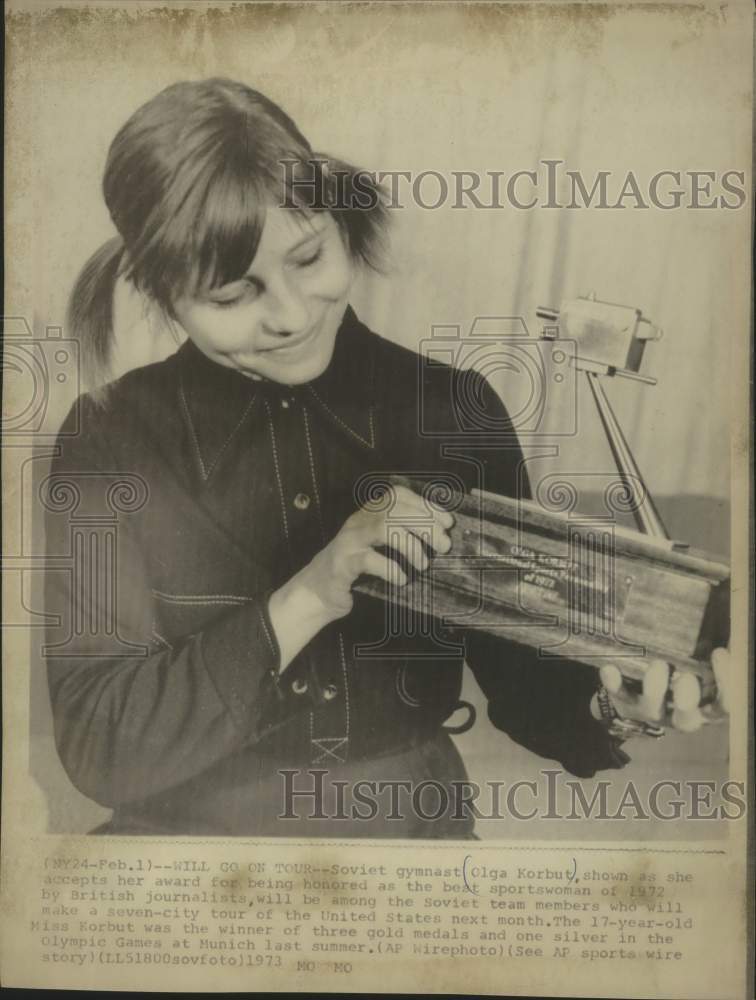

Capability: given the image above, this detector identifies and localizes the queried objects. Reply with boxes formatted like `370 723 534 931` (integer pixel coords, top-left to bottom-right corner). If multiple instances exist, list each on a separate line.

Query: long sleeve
44 395 319 808
459 374 630 778
467 633 630 778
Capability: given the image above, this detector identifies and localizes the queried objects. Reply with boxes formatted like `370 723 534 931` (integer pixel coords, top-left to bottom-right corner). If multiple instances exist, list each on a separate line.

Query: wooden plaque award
356 485 729 703
355 295 730 711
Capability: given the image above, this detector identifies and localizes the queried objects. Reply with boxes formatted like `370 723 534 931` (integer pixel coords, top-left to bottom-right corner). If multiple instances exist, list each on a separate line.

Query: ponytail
66 236 124 399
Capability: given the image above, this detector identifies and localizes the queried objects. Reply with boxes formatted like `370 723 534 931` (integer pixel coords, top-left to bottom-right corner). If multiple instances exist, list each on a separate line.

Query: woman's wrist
267 570 339 674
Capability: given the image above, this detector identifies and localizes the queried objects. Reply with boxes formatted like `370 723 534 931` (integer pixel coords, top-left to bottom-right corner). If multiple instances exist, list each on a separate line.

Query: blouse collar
177 305 377 482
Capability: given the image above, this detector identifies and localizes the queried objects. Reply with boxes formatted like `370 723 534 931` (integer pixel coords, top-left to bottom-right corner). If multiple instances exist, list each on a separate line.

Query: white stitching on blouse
207 398 256 478
152 589 254 606
258 606 277 656
337 631 351 741
179 378 256 483
303 406 350 756
310 737 348 763
302 405 326 541
264 398 290 541
179 382 208 480
307 385 375 449
150 627 174 650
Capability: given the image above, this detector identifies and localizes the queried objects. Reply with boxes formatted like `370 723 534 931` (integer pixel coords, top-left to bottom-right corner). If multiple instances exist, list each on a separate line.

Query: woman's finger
599 664 624 695
427 503 455 533
669 671 704 732
671 671 701 711
392 484 455 530
359 549 408 588
671 706 704 732
381 525 430 573
711 647 730 714
388 501 453 553
639 659 670 720
396 515 451 555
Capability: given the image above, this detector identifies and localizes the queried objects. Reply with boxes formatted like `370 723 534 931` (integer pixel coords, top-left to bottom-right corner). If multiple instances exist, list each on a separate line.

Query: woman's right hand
268 484 454 672
304 483 454 618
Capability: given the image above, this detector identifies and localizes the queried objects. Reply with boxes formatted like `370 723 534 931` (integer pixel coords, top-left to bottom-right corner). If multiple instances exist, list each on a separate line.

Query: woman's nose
259 277 310 341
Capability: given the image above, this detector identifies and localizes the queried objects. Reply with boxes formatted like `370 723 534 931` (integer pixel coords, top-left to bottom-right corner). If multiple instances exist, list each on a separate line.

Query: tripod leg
585 371 670 539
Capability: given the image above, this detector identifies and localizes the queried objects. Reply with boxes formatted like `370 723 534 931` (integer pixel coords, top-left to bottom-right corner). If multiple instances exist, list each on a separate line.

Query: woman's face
172 207 354 385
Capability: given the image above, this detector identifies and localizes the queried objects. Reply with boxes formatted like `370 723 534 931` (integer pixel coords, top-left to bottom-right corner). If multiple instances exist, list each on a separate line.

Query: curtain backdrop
25 4 745 507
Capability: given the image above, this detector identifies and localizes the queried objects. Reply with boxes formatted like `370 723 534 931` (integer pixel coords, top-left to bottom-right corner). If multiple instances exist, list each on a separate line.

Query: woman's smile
257 317 322 355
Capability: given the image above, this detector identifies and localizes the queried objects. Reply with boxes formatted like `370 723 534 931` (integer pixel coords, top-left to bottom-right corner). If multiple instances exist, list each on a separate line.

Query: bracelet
596 684 666 740
596 685 620 725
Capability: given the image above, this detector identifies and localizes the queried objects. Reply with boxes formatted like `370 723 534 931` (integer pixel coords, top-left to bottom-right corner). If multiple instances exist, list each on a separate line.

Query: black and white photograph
2 1 751 996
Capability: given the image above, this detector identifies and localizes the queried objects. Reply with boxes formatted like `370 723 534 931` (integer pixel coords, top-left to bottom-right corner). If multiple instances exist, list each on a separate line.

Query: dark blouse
44 306 625 836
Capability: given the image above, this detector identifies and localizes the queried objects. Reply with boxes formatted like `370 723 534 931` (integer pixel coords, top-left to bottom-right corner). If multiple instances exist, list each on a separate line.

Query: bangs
138 149 323 304
115 91 387 307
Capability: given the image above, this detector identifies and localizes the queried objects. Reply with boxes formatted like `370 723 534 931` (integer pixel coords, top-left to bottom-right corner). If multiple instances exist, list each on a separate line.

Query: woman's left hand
591 648 730 734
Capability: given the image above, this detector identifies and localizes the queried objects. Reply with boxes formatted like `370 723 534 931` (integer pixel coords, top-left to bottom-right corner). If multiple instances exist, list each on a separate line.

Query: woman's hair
68 78 389 392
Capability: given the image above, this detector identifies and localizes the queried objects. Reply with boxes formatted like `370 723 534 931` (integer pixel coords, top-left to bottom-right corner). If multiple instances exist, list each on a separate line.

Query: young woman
45 78 726 837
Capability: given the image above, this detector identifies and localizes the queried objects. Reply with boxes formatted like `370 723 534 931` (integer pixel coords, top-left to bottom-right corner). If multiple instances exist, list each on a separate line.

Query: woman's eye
209 282 257 309
294 247 323 269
